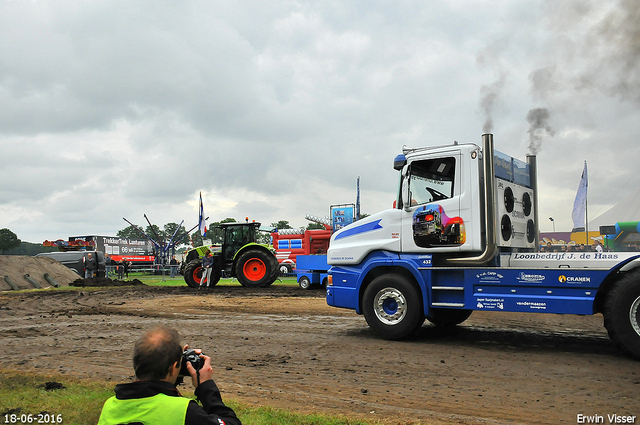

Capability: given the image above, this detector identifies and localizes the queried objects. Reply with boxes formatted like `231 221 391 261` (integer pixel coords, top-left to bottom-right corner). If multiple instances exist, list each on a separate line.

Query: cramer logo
559 275 591 283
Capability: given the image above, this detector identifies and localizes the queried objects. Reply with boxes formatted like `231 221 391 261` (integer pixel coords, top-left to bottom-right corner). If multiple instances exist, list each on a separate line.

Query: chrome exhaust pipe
445 133 498 265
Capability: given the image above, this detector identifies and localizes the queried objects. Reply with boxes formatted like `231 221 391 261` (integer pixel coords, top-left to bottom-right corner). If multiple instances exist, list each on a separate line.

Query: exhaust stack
445 133 498 266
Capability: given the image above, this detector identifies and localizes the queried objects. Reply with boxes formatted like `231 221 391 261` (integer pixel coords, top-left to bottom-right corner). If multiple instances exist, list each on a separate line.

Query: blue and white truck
326 134 640 358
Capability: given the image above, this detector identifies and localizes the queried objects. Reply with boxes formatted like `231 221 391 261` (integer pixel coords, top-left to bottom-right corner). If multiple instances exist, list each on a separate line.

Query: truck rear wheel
183 259 203 288
235 249 277 288
363 274 424 340
426 308 472 327
604 270 640 359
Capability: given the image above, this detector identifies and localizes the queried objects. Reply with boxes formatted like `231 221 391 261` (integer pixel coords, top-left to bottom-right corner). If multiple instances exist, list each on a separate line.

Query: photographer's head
133 326 182 381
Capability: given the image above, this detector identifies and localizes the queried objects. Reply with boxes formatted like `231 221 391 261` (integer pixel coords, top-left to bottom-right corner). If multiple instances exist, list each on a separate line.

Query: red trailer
271 224 332 273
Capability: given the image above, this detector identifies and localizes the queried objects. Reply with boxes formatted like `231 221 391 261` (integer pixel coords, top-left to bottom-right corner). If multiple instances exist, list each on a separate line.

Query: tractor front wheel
183 259 203 288
235 249 277 288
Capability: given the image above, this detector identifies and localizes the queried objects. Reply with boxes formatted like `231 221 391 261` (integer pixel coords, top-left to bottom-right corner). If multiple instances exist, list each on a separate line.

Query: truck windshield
409 157 455 205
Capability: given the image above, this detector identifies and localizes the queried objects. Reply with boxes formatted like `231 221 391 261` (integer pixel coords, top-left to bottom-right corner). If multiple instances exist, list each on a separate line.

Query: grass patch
0 370 381 425
133 274 300 288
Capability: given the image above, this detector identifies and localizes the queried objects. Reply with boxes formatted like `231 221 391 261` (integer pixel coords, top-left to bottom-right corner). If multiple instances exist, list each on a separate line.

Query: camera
179 348 205 376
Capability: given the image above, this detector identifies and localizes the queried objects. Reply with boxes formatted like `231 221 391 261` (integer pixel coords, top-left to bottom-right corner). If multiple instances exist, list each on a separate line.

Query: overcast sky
1 0 638 243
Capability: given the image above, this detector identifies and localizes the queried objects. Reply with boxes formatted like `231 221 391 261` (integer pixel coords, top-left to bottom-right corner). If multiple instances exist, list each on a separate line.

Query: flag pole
585 192 589 247
585 161 588 247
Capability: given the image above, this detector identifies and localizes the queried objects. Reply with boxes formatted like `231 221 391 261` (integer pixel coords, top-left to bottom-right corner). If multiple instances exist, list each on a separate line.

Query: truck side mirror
401 165 412 211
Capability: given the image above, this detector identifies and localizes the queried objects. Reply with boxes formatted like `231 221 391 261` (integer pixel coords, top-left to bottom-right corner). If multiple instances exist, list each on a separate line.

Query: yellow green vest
97 392 190 425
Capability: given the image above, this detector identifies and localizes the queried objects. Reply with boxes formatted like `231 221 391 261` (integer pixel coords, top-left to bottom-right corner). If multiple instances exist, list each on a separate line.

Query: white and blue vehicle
326 134 640 359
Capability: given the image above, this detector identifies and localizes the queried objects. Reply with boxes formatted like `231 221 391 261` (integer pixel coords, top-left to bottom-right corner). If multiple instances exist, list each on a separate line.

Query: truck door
401 151 464 253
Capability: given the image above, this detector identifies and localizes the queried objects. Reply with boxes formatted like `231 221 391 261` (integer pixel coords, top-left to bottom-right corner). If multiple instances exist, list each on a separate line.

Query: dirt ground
1 281 639 424
0 256 79 290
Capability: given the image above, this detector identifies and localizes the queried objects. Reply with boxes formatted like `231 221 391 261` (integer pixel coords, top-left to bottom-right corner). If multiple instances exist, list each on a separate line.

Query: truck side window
409 157 455 205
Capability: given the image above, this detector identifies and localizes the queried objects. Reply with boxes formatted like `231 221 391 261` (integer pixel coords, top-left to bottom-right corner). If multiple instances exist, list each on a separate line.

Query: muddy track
1 285 638 424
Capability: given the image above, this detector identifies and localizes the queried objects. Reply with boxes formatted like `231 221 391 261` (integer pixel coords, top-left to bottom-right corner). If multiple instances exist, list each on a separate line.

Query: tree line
0 216 362 255
115 219 325 248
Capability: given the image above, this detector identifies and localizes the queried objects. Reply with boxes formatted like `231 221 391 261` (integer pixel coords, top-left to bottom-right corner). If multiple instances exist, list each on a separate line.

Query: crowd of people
104 256 132 279
540 240 639 253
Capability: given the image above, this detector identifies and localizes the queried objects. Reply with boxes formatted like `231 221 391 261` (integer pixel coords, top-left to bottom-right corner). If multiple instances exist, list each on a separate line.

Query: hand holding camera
179 346 214 388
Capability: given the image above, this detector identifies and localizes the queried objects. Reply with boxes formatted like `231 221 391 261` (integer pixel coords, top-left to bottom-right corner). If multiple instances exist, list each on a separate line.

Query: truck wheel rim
630 295 640 337
243 258 266 281
373 287 407 325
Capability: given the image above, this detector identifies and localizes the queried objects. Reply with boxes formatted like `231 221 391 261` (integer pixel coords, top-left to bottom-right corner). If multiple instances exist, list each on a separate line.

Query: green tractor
181 221 279 288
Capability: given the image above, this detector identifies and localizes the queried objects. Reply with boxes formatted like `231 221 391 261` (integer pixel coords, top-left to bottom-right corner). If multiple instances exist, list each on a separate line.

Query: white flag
198 192 207 236
571 161 588 229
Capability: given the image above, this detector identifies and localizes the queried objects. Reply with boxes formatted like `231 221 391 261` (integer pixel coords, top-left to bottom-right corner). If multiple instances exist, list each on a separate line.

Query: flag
356 176 360 220
198 192 207 236
571 161 588 229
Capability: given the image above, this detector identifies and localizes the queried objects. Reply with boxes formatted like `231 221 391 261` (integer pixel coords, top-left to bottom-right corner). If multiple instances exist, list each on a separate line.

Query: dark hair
133 326 183 380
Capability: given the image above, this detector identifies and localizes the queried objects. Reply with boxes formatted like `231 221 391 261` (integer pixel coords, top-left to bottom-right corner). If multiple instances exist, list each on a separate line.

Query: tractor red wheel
243 258 267 280
235 249 277 288
183 259 203 288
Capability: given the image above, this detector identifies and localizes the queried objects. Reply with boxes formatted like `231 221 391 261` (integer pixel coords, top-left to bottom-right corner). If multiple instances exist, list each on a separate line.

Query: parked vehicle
36 251 106 277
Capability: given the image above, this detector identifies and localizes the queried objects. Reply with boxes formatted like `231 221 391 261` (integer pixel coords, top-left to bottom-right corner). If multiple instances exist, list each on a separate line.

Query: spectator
593 240 603 253
201 251 214 288
118 259 125 280
170 256 179 278
84 253 97 279
97 326 241 425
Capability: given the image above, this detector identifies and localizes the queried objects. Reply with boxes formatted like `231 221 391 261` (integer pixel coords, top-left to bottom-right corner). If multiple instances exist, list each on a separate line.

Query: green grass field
132 273 300 287
0 371 383 425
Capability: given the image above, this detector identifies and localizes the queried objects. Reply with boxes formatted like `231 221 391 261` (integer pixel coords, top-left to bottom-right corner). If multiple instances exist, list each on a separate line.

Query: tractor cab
219 222 261 262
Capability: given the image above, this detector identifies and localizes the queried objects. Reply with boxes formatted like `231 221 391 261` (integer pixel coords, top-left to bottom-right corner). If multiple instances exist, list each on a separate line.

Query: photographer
98 326 241 425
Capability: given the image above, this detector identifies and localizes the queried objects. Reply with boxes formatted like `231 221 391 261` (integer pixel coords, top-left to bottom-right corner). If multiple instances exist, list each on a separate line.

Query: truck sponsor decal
512 252 620 261
558 275 591 283
334 220 383 240
476 297 505 310
516 272 546 284
476 271 504 283
516 301 547 310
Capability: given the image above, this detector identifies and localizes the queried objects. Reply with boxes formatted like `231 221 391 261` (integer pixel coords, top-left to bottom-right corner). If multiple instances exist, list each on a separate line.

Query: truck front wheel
363 275 425 340
235 249 277 288
604 270 640 359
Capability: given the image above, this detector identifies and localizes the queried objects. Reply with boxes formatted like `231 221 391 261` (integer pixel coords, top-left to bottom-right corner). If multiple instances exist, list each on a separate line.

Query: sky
1 0 639 243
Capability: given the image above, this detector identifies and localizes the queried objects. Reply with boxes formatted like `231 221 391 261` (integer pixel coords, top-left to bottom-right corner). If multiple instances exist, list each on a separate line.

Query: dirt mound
0 255 82 291
70 277 145 287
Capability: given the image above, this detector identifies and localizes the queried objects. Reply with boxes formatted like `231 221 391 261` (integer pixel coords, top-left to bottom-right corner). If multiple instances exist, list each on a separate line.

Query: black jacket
111 379 241 425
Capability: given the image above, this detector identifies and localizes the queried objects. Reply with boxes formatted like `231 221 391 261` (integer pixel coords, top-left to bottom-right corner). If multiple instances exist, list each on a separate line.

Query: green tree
306 222 325 230
117 225 142 239
0 228 21 254
190 232 203 247
205 218 236 244
164 222 189 245
270 220 292 230
145 224 164 242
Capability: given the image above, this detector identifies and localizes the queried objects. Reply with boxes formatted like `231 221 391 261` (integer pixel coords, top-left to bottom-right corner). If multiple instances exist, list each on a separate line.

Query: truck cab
326 134 640 359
